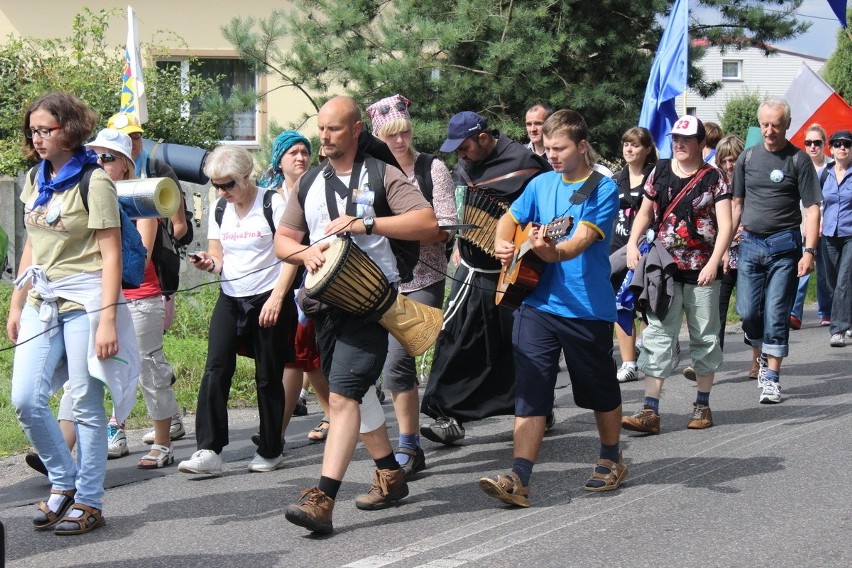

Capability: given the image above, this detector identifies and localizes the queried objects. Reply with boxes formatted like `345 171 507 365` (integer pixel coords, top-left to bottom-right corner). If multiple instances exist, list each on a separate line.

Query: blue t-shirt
509 171 618 321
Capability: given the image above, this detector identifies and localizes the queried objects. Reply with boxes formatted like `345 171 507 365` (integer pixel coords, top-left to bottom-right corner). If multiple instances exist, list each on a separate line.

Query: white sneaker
616 363 641 383
107 423 128 459
759 381 782 404
247 451 285 473
178 449 223 475
830 333 846 347
142 413 187 444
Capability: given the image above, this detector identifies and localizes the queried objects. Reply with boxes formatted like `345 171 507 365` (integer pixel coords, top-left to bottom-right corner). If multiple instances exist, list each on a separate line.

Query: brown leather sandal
307 418 329 442
32 488 76 530
584 453 628 492
478 471 530 507
53 503 106 535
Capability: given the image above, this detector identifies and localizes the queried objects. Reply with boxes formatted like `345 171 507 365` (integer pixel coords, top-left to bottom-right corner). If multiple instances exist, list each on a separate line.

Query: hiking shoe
830 333 846 347
682 366 697 382
284 487 334 534
759 381 782 404
107 423 128 459
397 447 426 478
789 315 802 330
142 413 186 445
479 471 530 507
617 363 641 383
178 449 222 475
687 403 713 429
621 406 660 434
355 468 409 510
248 451 285 472
293 396 308 417
420 417 465 445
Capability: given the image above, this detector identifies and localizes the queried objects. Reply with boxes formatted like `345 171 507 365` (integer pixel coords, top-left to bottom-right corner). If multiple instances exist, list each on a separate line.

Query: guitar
495 216 574 309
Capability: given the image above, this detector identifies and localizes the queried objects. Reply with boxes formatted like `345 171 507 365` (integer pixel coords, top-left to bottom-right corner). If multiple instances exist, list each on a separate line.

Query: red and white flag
785 63 852 154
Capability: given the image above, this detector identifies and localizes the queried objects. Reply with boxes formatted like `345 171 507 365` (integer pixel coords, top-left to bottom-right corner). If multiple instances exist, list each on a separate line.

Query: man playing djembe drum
275 96 438 535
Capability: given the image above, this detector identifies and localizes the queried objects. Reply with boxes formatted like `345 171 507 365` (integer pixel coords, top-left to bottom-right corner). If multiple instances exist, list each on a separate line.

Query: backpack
413 152 453 262
29 164 147 288
819 163 831 188
214 189 277 232
144 156 194 246
297 155 419 283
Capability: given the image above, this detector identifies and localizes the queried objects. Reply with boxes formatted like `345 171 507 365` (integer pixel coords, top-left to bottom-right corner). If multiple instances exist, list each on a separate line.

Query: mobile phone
188 252 202 262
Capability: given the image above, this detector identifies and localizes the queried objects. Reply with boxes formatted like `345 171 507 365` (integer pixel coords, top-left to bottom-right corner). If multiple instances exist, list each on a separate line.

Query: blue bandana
258 130 312 189
34 148 101 207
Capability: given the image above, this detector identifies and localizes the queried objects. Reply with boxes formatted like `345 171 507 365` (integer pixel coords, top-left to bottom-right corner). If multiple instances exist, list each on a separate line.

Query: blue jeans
11 304 107 510
790 238 832 320
822 235 852 335
736 231 801 358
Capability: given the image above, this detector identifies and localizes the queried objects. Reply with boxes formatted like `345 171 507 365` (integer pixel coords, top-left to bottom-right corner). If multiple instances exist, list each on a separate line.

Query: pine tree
823 9 852 100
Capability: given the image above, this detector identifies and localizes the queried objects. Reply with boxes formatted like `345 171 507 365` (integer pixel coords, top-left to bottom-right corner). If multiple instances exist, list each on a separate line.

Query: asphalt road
1 306 850 568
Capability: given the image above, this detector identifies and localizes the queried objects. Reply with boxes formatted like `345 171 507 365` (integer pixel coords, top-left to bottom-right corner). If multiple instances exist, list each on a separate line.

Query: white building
676 40 827 124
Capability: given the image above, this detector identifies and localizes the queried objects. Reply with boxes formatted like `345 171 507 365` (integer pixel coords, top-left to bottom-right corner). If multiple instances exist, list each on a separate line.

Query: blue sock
696 391 710 406
511 457 534 487
644 396 660 414
395 433 419 465
600 442 620 463
765 368 780 383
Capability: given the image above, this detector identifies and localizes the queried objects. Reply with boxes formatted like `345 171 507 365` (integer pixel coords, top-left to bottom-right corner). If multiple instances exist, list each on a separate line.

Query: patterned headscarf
258 130 312 189
366 94 412 136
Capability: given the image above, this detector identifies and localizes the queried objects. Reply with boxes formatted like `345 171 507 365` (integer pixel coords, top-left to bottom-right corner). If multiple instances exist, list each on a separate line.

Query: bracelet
208 259 216 273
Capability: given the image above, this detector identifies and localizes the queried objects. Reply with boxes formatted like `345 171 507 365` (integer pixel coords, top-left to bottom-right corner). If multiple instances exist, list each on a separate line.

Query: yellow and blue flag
119 6 148 124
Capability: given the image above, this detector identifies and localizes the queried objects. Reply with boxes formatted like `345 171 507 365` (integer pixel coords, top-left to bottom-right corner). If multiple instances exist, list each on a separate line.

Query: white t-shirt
207 188 285 297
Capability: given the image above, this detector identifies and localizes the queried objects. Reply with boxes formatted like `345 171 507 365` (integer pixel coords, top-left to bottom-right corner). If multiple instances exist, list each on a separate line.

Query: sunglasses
832 140 852 149
803 139 823 147
212 180 237 191
378 101 408 115
96 153 117 163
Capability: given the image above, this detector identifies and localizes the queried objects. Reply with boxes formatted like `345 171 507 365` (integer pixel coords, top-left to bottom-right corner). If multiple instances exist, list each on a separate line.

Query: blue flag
827 0 847 28
638 0 689 159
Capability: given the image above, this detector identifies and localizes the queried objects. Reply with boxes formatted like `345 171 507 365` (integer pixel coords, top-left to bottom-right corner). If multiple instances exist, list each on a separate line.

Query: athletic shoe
293 396 308 417
141 413 186 445
846 329 852 338
682 366 697 382
755 353 769 386
789 315 802 330
759 381 782 404
687 403 713 429
617 363 641 383
285 487 334 534
830 333 846 347
621 407 660 434
247 452 285 472
420 417 465 445
355 468 409 510
178 449 223 475
820 318 831 326
107 423 128 459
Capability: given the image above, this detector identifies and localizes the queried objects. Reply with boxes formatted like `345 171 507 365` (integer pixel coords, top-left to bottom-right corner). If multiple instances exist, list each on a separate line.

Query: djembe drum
459 189 508 257
304 237 442 356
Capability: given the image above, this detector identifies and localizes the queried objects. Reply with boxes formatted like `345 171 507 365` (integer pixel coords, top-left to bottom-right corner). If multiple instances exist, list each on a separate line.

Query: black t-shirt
610 166 651 252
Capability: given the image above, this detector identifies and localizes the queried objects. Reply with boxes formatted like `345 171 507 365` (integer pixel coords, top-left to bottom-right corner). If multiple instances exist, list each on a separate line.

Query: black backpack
297 155 419 283
214 189 277 232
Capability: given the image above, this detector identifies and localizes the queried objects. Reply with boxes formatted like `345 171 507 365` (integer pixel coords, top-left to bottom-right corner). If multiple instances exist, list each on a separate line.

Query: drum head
305 237 347 292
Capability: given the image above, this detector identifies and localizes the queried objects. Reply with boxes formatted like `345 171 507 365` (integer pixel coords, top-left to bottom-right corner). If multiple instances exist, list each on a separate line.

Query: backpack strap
297 164 326 207
413 153 435 203
215 190 277 233
214 196 226 227
74 163 103 212
819 163 832 188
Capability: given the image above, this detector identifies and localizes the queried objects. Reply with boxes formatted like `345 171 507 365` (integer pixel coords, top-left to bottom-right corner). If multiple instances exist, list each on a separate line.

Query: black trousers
195 290 295 458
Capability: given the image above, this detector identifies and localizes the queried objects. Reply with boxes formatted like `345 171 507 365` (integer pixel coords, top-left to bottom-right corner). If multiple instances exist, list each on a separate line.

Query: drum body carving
304 237 442 356
459 189 508 257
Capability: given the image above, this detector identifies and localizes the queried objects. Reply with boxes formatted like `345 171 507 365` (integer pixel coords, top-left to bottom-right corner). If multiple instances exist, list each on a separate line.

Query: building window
722 60 742 81
686 107 697 117
156 57 258 142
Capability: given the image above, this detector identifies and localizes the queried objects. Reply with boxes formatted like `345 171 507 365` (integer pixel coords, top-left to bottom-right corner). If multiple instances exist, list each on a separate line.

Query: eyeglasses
804 139 823 147
128 133 143 141
378 101 408 115
832 140 852 149
212 180 237 191
26 126 61 139
96 153 117 163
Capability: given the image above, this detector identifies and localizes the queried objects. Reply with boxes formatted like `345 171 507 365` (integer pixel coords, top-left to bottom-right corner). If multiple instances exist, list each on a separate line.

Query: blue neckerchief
34 148 101 207
135 147 149 178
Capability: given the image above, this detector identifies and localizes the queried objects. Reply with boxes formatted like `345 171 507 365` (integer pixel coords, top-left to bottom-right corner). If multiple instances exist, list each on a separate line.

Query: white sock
623 361 637 369
299 389 308 399
65 507 84 519
47 494 67 512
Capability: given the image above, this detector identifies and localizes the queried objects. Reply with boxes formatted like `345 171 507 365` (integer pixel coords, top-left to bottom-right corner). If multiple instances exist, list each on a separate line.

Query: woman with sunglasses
822 130 852 347
178 145 298 476
365 94 457 475
9 93 138 535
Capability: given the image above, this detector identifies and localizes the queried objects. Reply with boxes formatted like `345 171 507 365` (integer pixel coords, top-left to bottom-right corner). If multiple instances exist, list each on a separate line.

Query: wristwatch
803 246 817 256
363 216 375 235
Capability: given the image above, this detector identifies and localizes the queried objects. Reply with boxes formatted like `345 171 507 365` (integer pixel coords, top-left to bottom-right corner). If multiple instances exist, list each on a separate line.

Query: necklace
674 160 701 177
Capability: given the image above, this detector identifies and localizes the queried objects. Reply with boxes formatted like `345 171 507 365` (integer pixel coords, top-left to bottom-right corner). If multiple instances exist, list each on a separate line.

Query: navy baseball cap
440 111 488 153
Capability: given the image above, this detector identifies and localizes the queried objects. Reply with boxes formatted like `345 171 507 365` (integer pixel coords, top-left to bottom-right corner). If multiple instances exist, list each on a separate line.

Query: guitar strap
568 170 604 205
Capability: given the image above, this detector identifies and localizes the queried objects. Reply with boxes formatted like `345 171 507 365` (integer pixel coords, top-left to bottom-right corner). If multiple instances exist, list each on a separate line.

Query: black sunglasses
96 153 117 163
378 101 408 115
212 180 237 191
832 140 852 149
803 139 823 147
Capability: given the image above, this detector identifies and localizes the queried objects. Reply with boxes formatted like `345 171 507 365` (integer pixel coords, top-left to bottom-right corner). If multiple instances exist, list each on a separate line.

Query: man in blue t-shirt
477 110 626 508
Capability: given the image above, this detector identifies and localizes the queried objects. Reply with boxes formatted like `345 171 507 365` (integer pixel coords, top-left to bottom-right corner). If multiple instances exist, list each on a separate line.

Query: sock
395 433 419 466
600 442 620 463
765 368 780 383
623 361 637 369
299 388 308 399
317 476 342 500
644 396 660 414
375 452 401 471
108 416 118 426
511 457 534 487
46 493 67 513
696 391 710 406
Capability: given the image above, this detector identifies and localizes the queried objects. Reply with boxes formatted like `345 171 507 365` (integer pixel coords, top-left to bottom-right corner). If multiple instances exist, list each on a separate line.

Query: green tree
0 8 254 176
721 91 763 141
823 9 852 100
223 0 809 159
